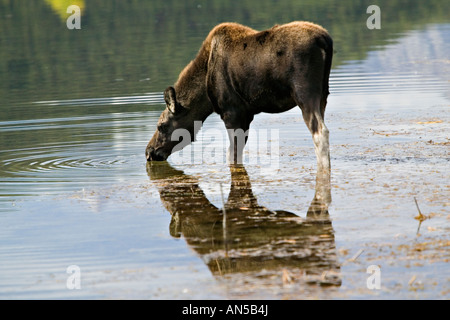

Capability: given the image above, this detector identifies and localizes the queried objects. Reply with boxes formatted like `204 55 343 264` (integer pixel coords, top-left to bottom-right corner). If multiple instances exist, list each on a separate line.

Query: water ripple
330 71 449 95
33 92 164 107
2 151 128 175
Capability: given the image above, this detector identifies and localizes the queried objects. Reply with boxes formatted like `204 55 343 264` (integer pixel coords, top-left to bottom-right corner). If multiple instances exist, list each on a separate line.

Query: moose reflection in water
147 162 340 289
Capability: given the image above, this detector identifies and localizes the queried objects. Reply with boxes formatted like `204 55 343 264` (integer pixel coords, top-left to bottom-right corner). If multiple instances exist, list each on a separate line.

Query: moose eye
157 123 169 133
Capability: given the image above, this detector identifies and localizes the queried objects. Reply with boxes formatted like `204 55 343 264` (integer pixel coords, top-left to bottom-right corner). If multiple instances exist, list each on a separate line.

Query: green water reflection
1 0 448 110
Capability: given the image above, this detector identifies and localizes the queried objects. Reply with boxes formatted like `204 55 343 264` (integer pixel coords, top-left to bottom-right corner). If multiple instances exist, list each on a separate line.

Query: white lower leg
313 125 330 172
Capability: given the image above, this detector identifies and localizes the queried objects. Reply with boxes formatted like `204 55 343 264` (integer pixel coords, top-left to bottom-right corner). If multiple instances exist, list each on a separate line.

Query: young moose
146 22 333 172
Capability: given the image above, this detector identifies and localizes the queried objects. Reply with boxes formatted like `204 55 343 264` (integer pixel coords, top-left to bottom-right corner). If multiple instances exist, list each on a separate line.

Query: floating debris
416 120 443 124
349 249 364 262
282 269 293 285
414 197 430 235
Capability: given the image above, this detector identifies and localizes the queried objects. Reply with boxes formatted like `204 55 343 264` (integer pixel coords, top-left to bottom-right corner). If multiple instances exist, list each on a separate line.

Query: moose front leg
222 110 253 164
226 127 249 164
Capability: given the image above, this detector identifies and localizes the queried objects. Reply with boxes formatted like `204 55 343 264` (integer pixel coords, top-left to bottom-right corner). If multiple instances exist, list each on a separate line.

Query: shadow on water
147 162 340 288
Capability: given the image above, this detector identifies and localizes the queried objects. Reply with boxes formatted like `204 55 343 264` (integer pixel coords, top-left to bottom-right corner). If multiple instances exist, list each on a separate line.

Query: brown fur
146 21 333 172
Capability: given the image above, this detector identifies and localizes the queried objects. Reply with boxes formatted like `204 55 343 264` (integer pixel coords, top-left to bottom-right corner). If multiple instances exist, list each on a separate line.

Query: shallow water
0 1 449 299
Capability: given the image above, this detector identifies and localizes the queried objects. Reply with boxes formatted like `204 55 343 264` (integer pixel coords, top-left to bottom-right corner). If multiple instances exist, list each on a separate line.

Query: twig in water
414 197 426 221
348 249 364 262
414 197 428 235
220 184 228 256
408 275 417 286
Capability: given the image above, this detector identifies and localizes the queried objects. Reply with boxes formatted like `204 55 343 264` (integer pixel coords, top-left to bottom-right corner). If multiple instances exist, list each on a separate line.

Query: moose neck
174 41 214 124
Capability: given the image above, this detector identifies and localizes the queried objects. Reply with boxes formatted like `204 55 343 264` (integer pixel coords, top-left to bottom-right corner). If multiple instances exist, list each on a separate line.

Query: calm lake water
0 1 449 299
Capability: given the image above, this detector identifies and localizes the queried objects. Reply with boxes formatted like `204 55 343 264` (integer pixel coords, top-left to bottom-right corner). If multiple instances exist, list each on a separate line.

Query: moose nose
146 146 167 161
146 147 154 161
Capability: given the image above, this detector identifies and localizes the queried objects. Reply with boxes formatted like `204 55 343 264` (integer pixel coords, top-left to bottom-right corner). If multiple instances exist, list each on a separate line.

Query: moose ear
164 86 186 114
164 87 177 114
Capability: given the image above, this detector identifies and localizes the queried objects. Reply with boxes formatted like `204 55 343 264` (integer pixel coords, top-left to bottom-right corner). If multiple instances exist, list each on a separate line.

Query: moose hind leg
300 98 331 173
